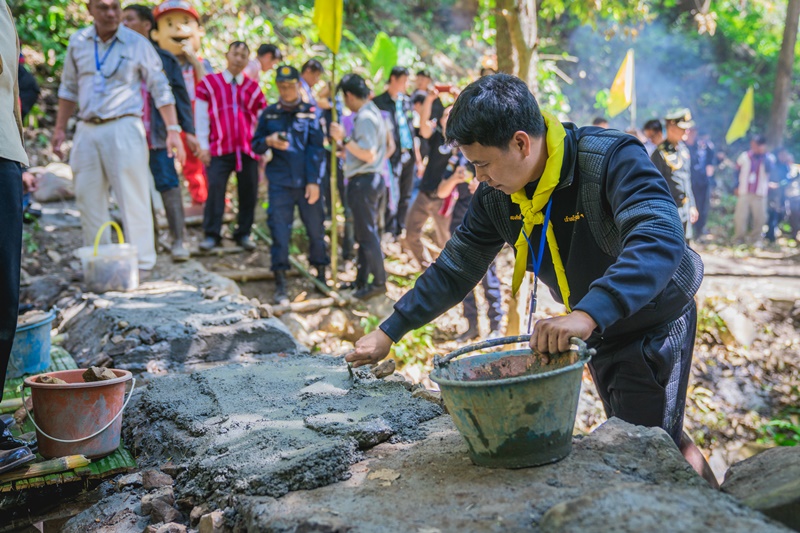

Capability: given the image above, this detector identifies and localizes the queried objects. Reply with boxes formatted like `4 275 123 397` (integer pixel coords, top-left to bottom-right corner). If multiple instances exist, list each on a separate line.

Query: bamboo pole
329 53 340 286
0 455 91 483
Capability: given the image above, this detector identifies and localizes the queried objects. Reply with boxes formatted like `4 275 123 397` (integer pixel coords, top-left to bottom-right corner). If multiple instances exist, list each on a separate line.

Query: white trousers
71 116 156 269
733 193 767 243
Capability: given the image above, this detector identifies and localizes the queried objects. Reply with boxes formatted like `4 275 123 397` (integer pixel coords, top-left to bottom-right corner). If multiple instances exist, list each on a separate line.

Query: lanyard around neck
521 197 553 334
94 36 118 75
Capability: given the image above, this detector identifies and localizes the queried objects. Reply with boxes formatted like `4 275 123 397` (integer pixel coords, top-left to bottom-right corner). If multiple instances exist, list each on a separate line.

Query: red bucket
23 369 135 459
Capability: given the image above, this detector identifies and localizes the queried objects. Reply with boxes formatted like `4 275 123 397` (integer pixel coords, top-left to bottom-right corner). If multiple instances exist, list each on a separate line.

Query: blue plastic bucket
7 310 56 379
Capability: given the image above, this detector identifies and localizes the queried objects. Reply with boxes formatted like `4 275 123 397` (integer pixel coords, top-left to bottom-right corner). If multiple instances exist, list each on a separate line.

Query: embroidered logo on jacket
509 214 522 221
564 213 585 223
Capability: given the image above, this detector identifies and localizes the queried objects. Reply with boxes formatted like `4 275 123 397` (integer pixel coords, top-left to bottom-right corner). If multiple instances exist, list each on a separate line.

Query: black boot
161 188 189 262
314 266 327 294
0 446 34 475
274 271 289 304
0 427 37 454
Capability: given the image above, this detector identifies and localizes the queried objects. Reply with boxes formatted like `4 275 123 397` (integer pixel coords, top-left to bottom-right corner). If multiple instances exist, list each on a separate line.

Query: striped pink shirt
195 71 266 162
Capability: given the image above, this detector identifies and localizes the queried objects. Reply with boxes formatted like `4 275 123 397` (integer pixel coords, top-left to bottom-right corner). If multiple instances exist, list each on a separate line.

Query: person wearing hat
251 65 328 304
196 41 266 252
651 108 698 241
346 74 717 487
151 0 212 209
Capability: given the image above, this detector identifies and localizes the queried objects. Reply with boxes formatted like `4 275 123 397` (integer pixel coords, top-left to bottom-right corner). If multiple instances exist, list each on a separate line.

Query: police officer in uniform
252 65 328 304
651 108 697 242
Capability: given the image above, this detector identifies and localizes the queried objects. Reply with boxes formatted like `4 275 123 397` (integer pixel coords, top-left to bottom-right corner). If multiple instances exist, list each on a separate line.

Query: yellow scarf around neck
510 112 571 312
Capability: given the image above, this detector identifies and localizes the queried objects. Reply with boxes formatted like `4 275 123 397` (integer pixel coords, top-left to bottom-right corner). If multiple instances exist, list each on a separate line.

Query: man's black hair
752 134 767 145
229 41 249 53
301 59 324 74
416 69 431 78
389 66 409 82
592 117 608 126
411 92 426 106
338 73 370 100
445 73 545 148
257 43 282 59
479 67 497 77
123 4 155 32
643 119 663 134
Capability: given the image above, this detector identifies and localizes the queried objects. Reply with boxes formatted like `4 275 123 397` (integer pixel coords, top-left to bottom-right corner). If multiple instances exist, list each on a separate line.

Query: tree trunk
495 0 515 74
767 0 800 148
497 0 539 93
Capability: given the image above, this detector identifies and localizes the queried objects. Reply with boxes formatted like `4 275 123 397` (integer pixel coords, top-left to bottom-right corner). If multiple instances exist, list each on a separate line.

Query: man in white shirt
733 135 773 245
53 0 185 273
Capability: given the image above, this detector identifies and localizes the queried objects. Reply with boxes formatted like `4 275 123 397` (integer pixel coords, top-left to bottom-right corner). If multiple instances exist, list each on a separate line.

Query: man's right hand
52 129 66 159
346 329 393 368
267 132 290 151
198 149 211 166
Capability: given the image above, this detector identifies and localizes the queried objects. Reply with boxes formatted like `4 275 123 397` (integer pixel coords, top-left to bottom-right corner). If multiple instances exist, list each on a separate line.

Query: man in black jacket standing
348 74 716 486
123 4 196 261
373 66 415 237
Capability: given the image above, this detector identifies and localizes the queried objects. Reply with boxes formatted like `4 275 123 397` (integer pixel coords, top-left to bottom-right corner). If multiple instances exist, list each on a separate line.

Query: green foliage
759 407 800 446
22 219 41 254
11 0 86 72
391 323 436 368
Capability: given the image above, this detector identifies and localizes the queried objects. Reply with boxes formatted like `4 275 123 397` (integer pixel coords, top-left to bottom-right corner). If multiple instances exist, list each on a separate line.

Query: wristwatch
342 135 352 145
167 125 182 133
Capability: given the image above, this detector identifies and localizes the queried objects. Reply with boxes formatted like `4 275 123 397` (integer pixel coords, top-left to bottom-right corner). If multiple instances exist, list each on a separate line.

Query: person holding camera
252 65 328 304
196 41 267 252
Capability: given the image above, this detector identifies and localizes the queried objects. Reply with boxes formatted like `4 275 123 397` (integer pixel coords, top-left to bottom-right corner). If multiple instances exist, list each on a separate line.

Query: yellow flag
313 0 343 55
607 49 634 118
725 87 754 144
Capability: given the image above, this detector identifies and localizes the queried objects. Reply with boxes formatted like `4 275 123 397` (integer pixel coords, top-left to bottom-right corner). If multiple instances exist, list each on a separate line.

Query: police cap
664 108 695 129
275 65 300 82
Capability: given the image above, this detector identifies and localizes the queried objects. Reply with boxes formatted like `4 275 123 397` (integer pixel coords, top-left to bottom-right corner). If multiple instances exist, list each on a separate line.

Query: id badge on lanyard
94 36 118 94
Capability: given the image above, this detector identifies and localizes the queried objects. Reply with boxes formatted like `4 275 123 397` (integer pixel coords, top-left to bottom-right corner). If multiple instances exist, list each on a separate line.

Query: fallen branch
271 297 338 317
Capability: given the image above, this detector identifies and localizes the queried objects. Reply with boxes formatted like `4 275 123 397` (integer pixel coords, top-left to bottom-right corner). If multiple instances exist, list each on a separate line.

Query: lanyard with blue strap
521 197 553 334
93 36 117 93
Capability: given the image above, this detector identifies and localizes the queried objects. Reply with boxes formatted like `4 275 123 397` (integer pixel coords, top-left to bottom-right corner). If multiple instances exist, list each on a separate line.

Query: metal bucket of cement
430 335 593 468
7 310 55 379
22 369 135 459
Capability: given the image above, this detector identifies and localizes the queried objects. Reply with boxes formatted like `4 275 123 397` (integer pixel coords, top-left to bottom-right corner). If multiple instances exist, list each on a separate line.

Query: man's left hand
305 183 320 205
329 122 345 142
185 133 201 156
167 132 186 165
530 311 597 354
690 206 699 224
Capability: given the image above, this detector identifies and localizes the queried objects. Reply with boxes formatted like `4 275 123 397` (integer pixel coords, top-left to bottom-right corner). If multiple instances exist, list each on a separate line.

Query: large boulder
722 446 800 531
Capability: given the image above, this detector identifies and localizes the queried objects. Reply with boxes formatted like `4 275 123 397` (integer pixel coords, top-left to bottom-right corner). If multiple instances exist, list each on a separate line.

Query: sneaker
199 236 220 251
353 283 386 300
236 235 257 251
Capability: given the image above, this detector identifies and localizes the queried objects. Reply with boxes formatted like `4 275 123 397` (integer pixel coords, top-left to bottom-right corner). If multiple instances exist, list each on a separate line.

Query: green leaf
369 32 398 80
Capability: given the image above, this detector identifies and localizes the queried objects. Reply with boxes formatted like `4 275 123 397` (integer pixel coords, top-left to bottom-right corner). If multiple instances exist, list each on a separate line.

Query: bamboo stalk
0 398 23 413
271 297 337 317
0 455 90 483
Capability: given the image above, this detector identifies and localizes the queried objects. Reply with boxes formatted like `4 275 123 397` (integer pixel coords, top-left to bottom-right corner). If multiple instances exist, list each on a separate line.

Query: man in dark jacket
373 66 415 237
347 74 716 486
123 4 197 261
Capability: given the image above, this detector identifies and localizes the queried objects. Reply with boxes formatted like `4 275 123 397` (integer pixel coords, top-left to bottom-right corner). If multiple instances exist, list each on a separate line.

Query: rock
384 373 413 391
370 359 396 379
540 483 791 533
412 388 444 407
38 375 67 385
156 524 187 533
715 377 768 413
190 504 210 527
20 274 69 309
717 306 758 347
198 510 224 533
61 492 150 533
46 250 63 264
150 499 182 524
279 312 312 346
31 163 74 202
160 461 179 477
258 303 274 318
141 486 175 515
142 469 174 489
116 472 143 490
318 309 359 341
721 446 800 531
83 366 118 382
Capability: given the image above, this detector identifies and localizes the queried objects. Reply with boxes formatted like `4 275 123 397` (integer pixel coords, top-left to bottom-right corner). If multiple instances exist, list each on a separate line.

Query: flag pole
329 53 339 285
630 49 636 130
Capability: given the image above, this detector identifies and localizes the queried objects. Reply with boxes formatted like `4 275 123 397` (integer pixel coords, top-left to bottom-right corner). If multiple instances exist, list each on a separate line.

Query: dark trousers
203 153 258 240
323 152 354 260
462 261 504 331
149 148 180 193
587 302 696 447
386 154 415 236
347 173 386 286
267 184 329 272
766 208 784 243
1 158 23 400
692 183 711 237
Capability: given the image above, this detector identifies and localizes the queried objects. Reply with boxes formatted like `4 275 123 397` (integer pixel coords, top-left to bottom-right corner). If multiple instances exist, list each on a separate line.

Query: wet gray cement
123 354 443 503
60 282 305 372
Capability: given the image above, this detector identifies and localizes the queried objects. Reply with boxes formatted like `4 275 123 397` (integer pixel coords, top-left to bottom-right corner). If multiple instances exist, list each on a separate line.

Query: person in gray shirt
329 74 388 300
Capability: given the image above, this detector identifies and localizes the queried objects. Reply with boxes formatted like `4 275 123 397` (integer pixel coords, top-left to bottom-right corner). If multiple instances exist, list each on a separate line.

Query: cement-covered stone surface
238 418 789 533
123 355 443 502
61 282 305 372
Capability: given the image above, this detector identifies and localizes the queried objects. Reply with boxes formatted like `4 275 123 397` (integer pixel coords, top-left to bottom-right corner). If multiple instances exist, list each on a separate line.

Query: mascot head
151 0 204 59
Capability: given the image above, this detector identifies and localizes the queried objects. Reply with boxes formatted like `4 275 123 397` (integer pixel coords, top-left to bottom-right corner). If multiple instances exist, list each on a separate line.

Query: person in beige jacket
0 0 37 474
